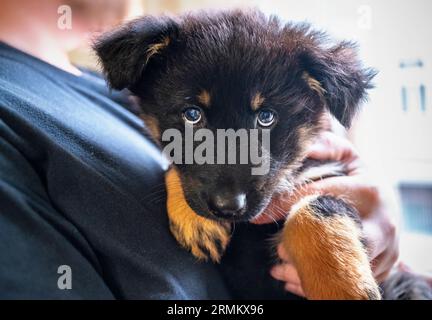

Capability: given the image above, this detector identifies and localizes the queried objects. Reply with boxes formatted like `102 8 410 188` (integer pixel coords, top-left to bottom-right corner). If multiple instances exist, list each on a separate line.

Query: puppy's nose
208 193 246 218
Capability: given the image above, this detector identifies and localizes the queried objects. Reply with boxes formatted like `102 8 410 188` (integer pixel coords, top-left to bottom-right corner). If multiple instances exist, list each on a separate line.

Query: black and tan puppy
95 9 431 300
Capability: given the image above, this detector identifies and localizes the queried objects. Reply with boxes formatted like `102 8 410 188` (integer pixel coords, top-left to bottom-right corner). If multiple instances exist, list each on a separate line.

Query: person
0 0 399 299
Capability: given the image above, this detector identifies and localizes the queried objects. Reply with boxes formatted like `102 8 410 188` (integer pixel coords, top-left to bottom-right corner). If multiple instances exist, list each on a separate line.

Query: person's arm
0 123 114 299
253 131 400 297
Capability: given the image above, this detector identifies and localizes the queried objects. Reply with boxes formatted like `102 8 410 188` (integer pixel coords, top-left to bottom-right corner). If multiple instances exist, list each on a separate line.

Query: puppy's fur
95 9 431 300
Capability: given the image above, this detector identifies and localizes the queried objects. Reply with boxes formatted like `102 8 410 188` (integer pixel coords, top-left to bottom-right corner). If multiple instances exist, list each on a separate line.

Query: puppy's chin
198 211 261 223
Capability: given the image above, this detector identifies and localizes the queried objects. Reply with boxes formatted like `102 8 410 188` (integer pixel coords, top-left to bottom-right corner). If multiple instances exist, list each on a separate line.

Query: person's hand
252 131 400 297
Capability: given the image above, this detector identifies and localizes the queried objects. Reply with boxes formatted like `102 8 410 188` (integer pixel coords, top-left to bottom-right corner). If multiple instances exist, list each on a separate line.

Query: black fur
309 195 360 221
382 272 432 300
299 40 376 127
95 9 430 300
94 15 179 90
95 9 374 223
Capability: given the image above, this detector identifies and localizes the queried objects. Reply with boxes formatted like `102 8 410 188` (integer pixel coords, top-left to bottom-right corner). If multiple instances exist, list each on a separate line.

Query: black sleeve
0 124 114 299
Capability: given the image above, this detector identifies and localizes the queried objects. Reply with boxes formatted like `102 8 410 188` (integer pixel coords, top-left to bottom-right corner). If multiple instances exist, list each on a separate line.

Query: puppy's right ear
94 16 179 90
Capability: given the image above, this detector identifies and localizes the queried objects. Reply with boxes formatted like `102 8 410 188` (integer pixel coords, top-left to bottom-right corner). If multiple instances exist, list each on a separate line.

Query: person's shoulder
0 45 56 97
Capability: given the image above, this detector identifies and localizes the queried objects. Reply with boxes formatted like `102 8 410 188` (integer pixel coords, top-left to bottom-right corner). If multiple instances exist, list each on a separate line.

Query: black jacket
0 42 231 299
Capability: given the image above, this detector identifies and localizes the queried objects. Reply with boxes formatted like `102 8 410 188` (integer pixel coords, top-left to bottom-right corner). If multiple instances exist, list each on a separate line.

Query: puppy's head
95 10 375 222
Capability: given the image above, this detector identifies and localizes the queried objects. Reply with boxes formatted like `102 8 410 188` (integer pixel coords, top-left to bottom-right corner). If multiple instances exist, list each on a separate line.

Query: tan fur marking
302 72 326 98
251 92 265 111
140 114 161 142
281 197 381 300
145 37 171 64
165 168 231 262
297 125 317 156
197 90 211 107
273 125 320 194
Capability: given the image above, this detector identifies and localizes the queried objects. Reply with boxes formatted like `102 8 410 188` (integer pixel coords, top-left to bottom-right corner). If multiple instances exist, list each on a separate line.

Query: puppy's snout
208 192 246 219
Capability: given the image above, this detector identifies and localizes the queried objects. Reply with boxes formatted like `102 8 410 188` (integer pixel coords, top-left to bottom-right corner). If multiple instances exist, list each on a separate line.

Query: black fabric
0 42 231 299
219 223 299 300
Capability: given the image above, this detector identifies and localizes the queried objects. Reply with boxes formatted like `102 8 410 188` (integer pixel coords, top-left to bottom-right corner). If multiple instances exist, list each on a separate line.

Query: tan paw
282 195 381 300
169 216 231 262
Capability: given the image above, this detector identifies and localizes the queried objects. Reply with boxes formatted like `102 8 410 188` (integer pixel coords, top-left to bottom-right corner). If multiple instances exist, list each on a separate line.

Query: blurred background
70 0 432 274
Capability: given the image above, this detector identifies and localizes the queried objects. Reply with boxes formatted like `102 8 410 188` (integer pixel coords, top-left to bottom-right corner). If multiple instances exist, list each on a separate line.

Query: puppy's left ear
94 15 179 90
301 41 377 127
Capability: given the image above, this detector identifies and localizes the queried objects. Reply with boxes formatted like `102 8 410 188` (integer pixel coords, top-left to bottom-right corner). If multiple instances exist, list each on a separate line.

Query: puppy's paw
169 216 231 262
282 195 381 300
165 169 231 262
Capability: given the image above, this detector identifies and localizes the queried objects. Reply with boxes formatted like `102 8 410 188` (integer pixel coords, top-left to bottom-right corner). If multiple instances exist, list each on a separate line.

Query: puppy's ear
300 42 376 127
94 16 179 90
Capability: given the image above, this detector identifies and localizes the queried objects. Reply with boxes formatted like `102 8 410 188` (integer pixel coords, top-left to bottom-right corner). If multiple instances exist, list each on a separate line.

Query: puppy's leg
165 168 231 262
281 195 381 300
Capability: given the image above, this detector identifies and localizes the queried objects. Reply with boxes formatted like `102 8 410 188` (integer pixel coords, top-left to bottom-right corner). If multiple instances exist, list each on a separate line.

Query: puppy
95 9 431 300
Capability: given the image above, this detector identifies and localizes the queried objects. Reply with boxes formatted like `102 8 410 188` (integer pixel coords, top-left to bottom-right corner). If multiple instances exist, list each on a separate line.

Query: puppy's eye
257 109 276 127
182 106 202 124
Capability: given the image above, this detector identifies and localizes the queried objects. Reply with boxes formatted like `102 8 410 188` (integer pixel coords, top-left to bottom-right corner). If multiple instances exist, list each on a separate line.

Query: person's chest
0 70 230 299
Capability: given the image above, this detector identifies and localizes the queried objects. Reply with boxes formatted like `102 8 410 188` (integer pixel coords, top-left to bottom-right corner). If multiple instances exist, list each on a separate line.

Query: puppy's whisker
262 210 279 226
